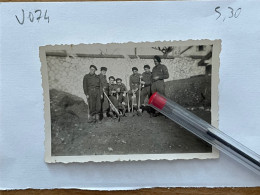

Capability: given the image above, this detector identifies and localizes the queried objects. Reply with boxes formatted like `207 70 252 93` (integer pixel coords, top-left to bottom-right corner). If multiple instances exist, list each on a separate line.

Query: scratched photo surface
40 40 220 163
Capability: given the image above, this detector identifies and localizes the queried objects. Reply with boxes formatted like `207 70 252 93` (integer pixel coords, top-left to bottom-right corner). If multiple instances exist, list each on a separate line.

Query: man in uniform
151 55 169 95
115 78 127 116
99 67 109 119
129 67 142 109
83 65 103 123
107 76 119 118
140 64 152 107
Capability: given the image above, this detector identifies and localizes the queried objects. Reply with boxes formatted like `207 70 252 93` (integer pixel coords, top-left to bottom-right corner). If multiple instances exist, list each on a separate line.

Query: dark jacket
99 74 108 89
129 73 141 90
115 83 127 94
83 73 102 96
152 64 169 81
108 83 118 96
142 72 152 87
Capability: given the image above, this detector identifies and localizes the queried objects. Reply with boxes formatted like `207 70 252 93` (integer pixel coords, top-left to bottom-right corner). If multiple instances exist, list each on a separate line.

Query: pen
148 92 260 175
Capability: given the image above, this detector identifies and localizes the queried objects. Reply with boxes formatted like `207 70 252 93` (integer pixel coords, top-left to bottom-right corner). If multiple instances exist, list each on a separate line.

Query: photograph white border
40 39 221 163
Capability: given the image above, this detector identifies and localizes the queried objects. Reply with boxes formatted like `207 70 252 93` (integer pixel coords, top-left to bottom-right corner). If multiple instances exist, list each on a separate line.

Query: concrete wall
46 56 205 100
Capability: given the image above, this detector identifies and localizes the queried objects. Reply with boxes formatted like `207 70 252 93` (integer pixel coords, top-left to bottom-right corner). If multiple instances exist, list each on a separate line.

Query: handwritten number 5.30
215 6 242 21
15 9 50 25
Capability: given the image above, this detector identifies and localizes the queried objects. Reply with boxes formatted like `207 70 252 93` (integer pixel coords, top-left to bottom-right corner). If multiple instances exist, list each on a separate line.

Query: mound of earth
49 89 90 154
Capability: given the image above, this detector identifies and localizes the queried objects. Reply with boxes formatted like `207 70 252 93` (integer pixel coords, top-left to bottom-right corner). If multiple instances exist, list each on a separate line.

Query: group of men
83 55 169 123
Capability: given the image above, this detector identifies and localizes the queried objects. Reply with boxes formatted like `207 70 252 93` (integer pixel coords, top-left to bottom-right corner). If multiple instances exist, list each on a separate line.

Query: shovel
86 97 90 120
127 92 130 113
103 89 121 122
137 77 143 115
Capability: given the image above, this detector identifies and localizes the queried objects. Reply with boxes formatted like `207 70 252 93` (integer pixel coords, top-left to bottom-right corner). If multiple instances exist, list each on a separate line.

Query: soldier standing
99 67 109 119
151 55 169 96
140 64 152 107
129 67 141 109
83 65 103 123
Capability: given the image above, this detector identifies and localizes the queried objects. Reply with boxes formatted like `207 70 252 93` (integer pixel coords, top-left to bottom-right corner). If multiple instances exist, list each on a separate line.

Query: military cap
90 64 97 70
153 55 161 63
109 76 115 81
116 78 122 82
144 64 150 69
132 67 138 71
101 67 107 71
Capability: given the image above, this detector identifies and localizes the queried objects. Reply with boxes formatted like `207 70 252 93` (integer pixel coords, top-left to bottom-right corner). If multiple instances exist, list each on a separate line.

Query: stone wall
46 56 205 100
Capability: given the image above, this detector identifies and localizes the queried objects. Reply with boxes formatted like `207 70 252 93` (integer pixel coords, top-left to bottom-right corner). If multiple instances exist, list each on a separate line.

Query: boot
88 115 95 123
96 114 102 124
109 111 114 118
153 111 160 117
122 107 126 117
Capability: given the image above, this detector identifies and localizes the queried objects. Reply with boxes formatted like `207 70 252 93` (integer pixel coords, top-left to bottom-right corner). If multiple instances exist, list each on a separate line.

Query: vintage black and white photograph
41 40 220 162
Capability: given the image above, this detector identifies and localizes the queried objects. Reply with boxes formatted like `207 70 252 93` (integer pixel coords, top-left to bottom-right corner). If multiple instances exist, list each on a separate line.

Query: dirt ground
50 90 212 156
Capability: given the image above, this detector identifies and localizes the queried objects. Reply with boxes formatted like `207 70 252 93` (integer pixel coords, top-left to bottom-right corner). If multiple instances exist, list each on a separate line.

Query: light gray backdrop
0 1 260 189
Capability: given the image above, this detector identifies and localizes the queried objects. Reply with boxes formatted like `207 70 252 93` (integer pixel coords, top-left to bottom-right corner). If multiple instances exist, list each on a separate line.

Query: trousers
151 80 165 95
128 89 140 107
88 88 101 116
140 86 151 105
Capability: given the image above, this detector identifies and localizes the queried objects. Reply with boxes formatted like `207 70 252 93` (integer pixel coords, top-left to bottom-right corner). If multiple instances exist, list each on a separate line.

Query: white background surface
0 1 260 189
